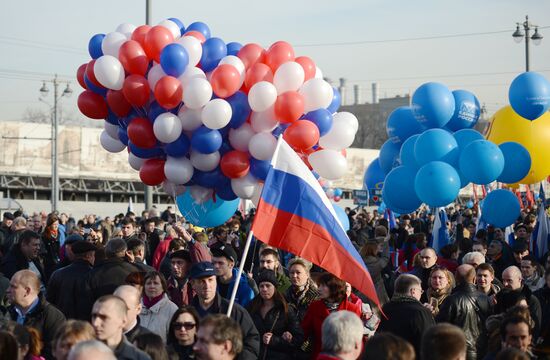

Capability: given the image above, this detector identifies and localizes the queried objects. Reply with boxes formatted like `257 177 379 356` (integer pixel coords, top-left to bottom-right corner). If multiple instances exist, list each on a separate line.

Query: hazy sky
1 0 549 126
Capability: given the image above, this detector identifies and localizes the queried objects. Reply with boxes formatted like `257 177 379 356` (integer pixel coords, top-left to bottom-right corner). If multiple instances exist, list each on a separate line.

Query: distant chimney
353 85 360 105
371 82 379 104
339 78 346 106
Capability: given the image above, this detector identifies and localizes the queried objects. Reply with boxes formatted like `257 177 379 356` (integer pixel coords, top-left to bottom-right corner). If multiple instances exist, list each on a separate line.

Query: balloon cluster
77 19 358 212
319 179 343 202
378 82 531 216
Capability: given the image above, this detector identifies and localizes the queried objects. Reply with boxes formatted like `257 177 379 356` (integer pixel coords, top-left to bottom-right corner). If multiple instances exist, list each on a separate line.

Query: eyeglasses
174 322 196 330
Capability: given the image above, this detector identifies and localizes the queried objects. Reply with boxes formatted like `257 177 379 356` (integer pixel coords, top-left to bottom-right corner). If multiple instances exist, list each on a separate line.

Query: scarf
46 226 58 241
323 300 340 313
143 293 164 309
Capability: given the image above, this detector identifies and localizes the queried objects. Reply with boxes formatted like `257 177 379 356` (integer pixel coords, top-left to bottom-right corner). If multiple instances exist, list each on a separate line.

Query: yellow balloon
485 106 550 184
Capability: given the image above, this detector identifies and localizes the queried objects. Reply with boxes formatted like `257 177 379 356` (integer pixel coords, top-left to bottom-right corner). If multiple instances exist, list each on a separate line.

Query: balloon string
172 188 179 224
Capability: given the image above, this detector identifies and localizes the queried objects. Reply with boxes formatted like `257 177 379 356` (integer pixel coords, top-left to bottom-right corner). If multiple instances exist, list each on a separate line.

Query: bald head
456 264 476 285
93 295 128 318
13 270 40 293
502 266 523 290
419 247 437 269
114 285 141 307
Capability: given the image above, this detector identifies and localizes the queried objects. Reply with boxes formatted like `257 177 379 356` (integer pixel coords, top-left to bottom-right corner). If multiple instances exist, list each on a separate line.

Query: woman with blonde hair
51 320 96 360
424 266 455 315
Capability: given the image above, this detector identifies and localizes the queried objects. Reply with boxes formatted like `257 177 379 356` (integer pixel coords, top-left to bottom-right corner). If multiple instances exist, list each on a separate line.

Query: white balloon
176 36 203 67
100 130 126 153
128 152 145 171
164 156 194 184
94 55 125 90
325 188 335 198
162 180 186 196
219 55 245 86
115 23 136 39
319 113 357 150
154 113 183 143
231 174 260 199
190 150 220 171
298 78 334 112
229 123 255 152
334 112 359 133
183 78 213 110
148 64 166 90
178 106 203 131
273 62 305 94
157 19 180 40
190 185 213 204
101 32 127 57
251 183 264 207
250 106 279 133
249 133 277 161
308 150 348 180
104 121 119 140
201 99 232 129
248 81 277 112
314 66 324 79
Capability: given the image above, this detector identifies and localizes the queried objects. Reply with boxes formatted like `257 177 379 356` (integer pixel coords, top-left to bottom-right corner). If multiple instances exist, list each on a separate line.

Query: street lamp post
512 15 544 72
39 75 73 212
143 0 154 212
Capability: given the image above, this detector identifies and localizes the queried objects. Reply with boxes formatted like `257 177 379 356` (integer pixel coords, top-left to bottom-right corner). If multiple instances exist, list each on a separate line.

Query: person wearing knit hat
247 269 303 360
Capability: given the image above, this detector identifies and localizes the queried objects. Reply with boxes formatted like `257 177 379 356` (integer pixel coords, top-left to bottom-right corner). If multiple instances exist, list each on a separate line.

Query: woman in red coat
301 273 362 359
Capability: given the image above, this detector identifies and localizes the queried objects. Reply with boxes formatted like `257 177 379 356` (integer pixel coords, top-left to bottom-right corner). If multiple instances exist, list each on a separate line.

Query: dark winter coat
362 240 391 305
114 337 151 360
0 246 47 283
87 257 139 301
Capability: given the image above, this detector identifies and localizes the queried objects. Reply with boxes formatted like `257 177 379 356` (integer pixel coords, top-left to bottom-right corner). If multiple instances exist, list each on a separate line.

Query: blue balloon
383 166 422 214
250 158 271 181
509 72 550 120
466 200 474 209
363 158 385 205
226 42 243 56
219 140 233 156
165 133 190 158
105 110 119 125
167 18 186 35
83 73 107 96
332 204 350 231
379 140 402 175
200 38 226 72
497 142 531 184
412 82 455 128
160 43 189 77
327 87 341 113
481 189 521 228
414 129 459 166
186 22 211 39
453 129 484 151
446 90 480 131
216 182 238 201
88 34 105 59
117 127 129 146
191 126 222 154
333 188 343 197
386 106 424 144
459 140 504 185
227 91 251 129
272 123 289 137
193 168 226 188
378 202 387 213
128 141 165 159
415 161 461 207
399 134 420 169
177 191 239 227
304 109 333 136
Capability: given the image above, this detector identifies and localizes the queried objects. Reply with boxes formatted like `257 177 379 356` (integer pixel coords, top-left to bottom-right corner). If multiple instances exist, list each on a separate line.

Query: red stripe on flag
252 200 380 307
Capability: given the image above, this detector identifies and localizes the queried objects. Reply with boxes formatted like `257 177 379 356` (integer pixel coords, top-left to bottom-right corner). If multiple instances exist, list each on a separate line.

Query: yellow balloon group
485 106 550 184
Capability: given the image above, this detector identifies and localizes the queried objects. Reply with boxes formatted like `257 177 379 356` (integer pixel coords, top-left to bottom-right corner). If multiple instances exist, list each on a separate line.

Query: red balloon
265 41 295 72
123 75 151 107
237 43 266 70
106 90 132 117
127 117 156 149
154 76 183 109
119 40 149 76
295 56 316 81
283 120 320 151
334 196 341 202
144 26 174 63
131 25 152 48
220 151 250 178
140 158 166 186
76 63 87 89
211 64 241 98
274 91 305 123
77 90 108 119
244 63 273 91
85 60 104 88
183 31 206 44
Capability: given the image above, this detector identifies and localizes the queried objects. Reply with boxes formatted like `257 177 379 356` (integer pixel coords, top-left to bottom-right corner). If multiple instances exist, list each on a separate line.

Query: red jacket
302 299 362 359
152 236 173 270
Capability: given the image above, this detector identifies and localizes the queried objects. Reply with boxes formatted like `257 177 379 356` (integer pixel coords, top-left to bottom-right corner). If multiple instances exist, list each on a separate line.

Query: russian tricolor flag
251 138 380 307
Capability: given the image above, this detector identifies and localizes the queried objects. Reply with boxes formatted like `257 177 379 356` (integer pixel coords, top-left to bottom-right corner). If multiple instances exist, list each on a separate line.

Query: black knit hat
257 269 278 287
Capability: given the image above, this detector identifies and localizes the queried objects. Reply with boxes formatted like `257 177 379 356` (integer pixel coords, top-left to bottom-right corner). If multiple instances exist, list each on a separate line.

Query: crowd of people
0 202 548 360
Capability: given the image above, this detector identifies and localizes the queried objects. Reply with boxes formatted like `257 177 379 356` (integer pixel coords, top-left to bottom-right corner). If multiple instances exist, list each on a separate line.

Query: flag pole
227 230 255 316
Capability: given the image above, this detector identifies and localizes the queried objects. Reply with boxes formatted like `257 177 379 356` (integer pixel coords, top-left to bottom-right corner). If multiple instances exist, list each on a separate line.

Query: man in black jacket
113 285 152 343
378 273 435 358
6 269 66 359
190 261 260 360
47 241 97 320
436 264 491 360
408 247 438 291
87 238 139 302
